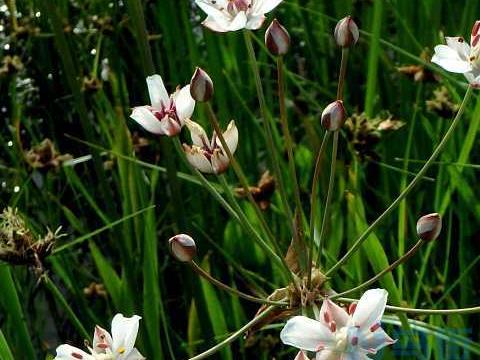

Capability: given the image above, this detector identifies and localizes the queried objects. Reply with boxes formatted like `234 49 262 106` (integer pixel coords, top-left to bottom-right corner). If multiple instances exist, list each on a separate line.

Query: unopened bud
416 213 442 242
190 67 214 102
471 20 480 47
169 234 197 262
265 19 290 56
334 16 359 48
321 100 346 131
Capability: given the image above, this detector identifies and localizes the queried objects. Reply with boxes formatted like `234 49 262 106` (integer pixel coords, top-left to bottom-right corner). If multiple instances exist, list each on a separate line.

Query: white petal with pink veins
211 151 230 174
184 146 215 173
125 348 145 360
280 316 334 352
146 74 169 109
246 15 266 30
359 327 396 354
130 106 167 135
432 45 472 73
294 351 309 360
174 85 196 121
226 11 248 31
319 299 350 329
202 16 230 32
55 344 94 360
93 325 113 353
314 349 340 360
352 289 388 329
111 314 141 357
186 120 210 148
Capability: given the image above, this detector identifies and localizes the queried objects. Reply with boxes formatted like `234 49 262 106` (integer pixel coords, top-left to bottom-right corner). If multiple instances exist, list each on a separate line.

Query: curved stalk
326 85 474 277
190 261 288 306
330 239 425 299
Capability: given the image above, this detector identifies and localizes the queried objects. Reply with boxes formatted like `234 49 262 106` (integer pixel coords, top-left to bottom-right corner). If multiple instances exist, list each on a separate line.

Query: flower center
150 101 179 124
226 0 251 15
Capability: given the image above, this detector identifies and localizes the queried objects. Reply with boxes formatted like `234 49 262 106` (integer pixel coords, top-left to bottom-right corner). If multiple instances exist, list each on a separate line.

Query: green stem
190 261 287 306
307 131 331 286
338 297 480 315
43 274 90 341
330 239 425 299
188 306 277 360
277 56 303 218
326 86 473 277
244 30 293 229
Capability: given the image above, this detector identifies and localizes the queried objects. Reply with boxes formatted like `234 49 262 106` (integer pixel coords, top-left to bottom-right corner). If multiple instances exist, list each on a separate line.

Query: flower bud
416 213 442 242
321 100 346 131
334 16 359 48
471 20 480 47
265 19 290 56
190 67 214 102
169 234 197 262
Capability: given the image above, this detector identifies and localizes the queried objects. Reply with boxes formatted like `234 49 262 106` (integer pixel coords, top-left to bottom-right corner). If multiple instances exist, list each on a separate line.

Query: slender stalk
310 48 349 282
244 30 293 229
330 239 425 299
326 86 474 277
42 274 90 341
190 261 287 306
204 103 277 249
277 56 303 218
338 297 480 315
188 306 277 360
315 131 339 269
307 131 331 286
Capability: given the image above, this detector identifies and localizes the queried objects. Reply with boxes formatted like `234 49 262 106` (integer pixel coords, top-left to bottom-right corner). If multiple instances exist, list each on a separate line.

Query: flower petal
319 298 349 329
111 314 141 357
352 289 388 329
55 344 94 360
294 351 309 360
202 16 230 32
246 15 266 30
130 106 166 135
280 316 334 352
226 11 248 31
359 327 396 354
125 348 146 360
315 350 339 360
196 0 233 31
221 120 238 155
252 0 283 15
184 145 214 173
174 85 196 120
445 37 471 61
146 75 169 109
93 325 113 353
432 45 472 73
186 119 210 148
211 151 230 174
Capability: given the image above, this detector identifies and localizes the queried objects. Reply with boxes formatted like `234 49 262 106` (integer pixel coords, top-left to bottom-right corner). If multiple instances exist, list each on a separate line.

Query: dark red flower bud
321 100 346 131
169 234 197 262
190 67 214 102
334 16 359 48
416 213 442 242
265 19 290 56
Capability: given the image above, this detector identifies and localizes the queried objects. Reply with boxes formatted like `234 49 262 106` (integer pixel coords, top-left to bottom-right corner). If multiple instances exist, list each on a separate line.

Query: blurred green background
0 0 479 359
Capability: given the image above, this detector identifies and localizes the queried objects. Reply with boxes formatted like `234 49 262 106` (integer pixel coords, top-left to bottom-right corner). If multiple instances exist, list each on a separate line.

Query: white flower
195 0 283 32
182 119 238 174
432 20 480 87
130 74 195 136
280 289 396 359
55 314 144 360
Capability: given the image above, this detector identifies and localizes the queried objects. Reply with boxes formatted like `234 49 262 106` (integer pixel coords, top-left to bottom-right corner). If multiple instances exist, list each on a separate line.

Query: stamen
370 323 381 332
329 320 336 333
71 353 84 359
118 346 126 354
348 303 357 315
351 336 358 346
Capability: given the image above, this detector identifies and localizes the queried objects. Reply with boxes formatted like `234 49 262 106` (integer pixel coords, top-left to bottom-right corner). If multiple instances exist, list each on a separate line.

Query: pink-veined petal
196 0 233 31
352 289 388 329
111 314 141 357
184 145 215 173
130 106 167 135
55 344 94 360
445 37 471 61
225 11 248 31
432 45 472 73
186 119 210 148
319 299 349 330
359 327 396 354
294 351 309 360
343 351 371 360
93 325 113 353
146 74 169 109
280 316 334 352
202 16 230 32
220 120 238 155
211 151 230 174
174 85 196 120
245 14 266 30
160 117 183 136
